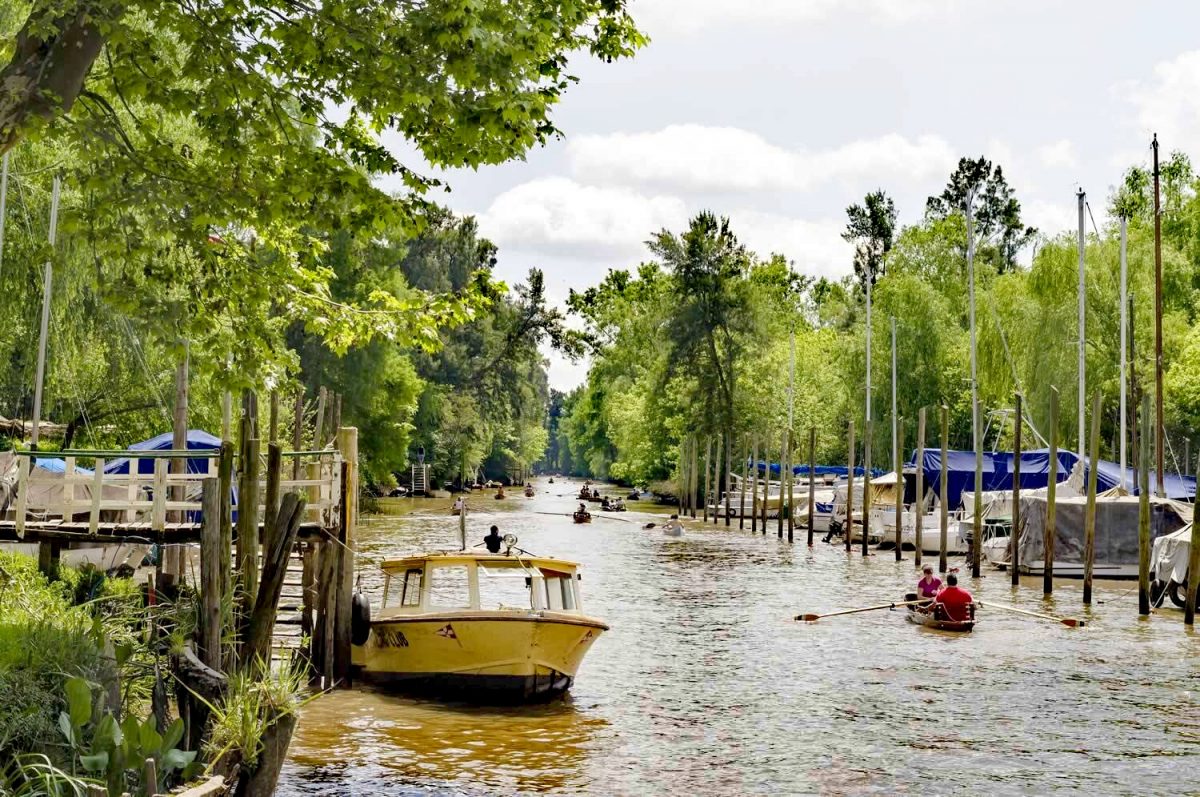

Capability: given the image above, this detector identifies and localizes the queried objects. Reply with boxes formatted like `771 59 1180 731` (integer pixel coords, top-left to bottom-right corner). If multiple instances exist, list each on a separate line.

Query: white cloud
1116 49 1200 145
1036 139 1079 169
727 212 851 279
477 177 688 258
631 0 952 35
567 125 956 193
1023 198 1078 239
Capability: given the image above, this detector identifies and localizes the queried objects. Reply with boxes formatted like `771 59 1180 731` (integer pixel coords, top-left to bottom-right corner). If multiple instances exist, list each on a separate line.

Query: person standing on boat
930 573 974 622
916 565 942 602
484 525 504 553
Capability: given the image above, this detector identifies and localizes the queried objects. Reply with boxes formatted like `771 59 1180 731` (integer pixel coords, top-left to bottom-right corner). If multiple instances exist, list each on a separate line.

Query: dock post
314 386 327 450
689 435 698 519
218 442 234 608
786 430 794 543
777 430 785 539
236 398 262 621
807 427 816 546
714 434 723 526
199 478 222 671
1011 395 1022 586
1187 446 1200 625
334 427 358 685
1138 396 1152 615
677 439 686 515
702 437 712 523
751 436 759 533
265 442 282 551
845 420 855 553
915 408 924 568
37 540 60 579
1083 390 1101 605
1044 387 1059 595
761 431 769 534
862 420 872 556
725 430 733 527
939 405 948 574
894 414 903 561
293 391 305 479
739 434 748 530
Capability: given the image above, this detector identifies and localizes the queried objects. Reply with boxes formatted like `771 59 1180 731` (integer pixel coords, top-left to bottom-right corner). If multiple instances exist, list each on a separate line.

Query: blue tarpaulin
752 461 886 478
34 458 93 475
103 430 223 475
907 448 1195 509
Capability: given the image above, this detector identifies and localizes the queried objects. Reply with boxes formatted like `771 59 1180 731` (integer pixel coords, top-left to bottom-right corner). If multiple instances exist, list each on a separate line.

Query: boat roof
380 551 581 573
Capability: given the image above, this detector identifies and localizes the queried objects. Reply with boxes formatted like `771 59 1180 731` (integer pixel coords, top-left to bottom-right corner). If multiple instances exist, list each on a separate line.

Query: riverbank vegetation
553 154 1200 489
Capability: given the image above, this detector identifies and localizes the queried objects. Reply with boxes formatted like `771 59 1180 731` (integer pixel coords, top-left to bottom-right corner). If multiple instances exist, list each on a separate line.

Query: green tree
842 189 896 291
926 156 1035 272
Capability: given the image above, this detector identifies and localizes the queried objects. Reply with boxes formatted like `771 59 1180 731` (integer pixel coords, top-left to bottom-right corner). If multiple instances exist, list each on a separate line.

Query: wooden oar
976 600 1085 628
796 599 924 622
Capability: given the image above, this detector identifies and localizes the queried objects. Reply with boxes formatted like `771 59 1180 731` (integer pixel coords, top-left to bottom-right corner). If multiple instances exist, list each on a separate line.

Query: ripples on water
278 481 1200 796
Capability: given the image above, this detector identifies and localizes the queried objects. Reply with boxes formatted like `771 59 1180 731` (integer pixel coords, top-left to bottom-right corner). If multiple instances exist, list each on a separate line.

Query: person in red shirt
931 572 974 622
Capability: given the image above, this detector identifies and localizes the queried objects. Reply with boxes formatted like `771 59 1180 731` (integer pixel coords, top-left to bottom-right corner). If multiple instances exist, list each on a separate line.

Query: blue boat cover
103 430 223 475
907 448 1195 509
752 461 885 478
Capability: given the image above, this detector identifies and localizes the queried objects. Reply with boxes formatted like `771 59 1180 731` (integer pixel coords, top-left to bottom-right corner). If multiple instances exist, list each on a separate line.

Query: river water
278 479 1200 796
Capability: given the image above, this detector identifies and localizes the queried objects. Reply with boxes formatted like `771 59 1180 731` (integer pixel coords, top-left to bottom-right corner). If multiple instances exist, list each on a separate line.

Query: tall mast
1119 216 1128 488
1153 134 1165 497
30 175 61 449
865 265 872 440
967 186 982 578
1077 188 1086 462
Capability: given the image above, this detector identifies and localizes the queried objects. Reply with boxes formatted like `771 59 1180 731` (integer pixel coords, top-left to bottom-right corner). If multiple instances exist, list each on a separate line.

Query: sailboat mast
1119 216 1128 488
1077 188 1086 462
30 176 61 449
1153 134 1165 496
891 315 897 467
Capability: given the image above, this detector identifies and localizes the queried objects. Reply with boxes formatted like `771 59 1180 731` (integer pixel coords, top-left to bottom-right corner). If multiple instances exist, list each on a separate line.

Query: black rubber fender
351 591 372 646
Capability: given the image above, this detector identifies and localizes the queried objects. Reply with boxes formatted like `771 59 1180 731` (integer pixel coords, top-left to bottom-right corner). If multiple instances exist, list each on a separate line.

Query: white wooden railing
11 448 343 536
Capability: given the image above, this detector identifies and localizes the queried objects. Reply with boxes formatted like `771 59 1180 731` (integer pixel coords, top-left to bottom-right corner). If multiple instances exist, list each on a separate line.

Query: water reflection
280 479 1200 796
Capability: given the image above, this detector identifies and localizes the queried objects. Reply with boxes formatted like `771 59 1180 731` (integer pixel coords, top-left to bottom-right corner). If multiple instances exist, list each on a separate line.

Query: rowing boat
903 594 975 632
573 511 592 524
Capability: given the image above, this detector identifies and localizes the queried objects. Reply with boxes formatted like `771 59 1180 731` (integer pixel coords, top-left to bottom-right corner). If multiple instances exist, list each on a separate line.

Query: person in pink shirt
916 565 942 601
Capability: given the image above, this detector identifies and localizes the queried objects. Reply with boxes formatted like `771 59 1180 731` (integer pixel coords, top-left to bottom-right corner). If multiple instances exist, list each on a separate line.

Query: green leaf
139 718 163 756
65 676 92 728
161 718 185 755
79 752 109 772
57 712 75 746
161 748 197 771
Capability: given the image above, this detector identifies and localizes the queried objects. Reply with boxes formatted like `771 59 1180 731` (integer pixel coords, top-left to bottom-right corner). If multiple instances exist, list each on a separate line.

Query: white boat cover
1152 525 1193 584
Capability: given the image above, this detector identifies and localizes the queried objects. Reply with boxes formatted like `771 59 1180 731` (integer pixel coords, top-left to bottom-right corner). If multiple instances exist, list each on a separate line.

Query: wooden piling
862 420 872 556
236 405 262 619
751 436 759 533
314 386 327 450
807 427 816 546
739 434 748 530
37 540 60 578
264 442 282 550
846 420 855 553
725 430 733 528
1187 447 1200 625
915 408 925 568
300 542 316 670
143 757 159 797
761 431 770 534
1138 395 1152 616
786 430 794 543
218 442 234 604
246 492 306 665
269 390 280 445
714 434 724 525
893 415 903 561
199 479 222 671
293 391 304 479
703 437 712 523
689 435 699 519
939 405 948 573
334 427 359 684
1044 387 1059 595
1011 394 1022 586
1083 390 1101 605
677 440 686 515
777 431 785 539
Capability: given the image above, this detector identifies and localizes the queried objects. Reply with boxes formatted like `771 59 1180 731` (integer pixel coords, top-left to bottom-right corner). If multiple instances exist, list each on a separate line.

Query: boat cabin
378 553 587 616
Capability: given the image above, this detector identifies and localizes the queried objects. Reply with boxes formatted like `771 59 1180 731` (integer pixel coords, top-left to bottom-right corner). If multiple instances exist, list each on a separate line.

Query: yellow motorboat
351 547 608 702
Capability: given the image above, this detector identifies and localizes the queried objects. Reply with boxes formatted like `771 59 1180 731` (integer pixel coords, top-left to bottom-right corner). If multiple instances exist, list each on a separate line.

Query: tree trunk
0 4 114 154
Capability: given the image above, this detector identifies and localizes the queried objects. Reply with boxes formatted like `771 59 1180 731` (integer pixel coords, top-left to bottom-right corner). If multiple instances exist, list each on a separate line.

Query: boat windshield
477 562 534 610
426 564 471 610
541 569 578 612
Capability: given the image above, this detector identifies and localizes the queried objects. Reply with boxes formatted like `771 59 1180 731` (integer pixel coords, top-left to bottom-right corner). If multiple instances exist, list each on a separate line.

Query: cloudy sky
379 0 1200 390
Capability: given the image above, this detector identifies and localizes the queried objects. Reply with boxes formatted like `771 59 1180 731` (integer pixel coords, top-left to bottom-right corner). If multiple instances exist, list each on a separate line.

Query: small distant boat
573 510 592 524
601 498 626 512
661 518 683 537
903 596 975 632
524 487 536 498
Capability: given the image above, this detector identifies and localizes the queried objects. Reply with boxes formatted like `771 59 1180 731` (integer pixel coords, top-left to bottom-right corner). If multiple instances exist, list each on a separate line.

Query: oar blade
1061 618 1084 627
796 613 820 622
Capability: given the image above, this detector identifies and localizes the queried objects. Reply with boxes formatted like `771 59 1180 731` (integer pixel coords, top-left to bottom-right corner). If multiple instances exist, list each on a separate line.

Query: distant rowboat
573 511 592 524
903 599 975 632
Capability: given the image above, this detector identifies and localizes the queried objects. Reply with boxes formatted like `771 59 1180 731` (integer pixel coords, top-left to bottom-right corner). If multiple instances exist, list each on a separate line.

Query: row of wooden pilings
676 387 1200 626
193 387 359 689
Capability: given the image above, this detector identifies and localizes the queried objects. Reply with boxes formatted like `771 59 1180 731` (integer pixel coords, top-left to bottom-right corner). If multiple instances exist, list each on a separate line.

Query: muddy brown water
277 479 1200 795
